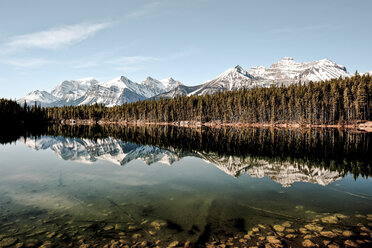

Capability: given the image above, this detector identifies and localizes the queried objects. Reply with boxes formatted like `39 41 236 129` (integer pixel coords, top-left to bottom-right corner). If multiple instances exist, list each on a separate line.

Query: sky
0 0 371 99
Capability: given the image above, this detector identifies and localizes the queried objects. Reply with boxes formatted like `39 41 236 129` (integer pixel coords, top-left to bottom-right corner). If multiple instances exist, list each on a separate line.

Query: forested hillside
44 74 371 125
0 99 48 126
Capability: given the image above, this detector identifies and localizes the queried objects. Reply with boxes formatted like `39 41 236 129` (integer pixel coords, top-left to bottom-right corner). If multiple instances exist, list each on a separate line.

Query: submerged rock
282 221 291 228
0 238 18 247
344 240 359 247
334 213 348 219
168 241 179 247
15 243 24 248
273 225 285 232
328 244 340 248
285 234 296 239
305 224 323 232
321 216 338 224
342 230 355 237
132 233 141 239
302 239 316 247
128 225 137 230
320 231 338 238
266 236 281 244
258 224 266 229
104 225 114 231
360 226 371 233
323 240 331 246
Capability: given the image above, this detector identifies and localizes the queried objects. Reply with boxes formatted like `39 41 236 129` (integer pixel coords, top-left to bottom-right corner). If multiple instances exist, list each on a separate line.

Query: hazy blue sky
1 0 371 99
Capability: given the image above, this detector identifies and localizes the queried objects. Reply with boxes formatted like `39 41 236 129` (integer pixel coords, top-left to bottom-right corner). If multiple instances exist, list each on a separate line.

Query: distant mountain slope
18 57 353 106
51 78 98 104
153 84 202 99
188 65 262 96
248 57 350 86
18 90 59 107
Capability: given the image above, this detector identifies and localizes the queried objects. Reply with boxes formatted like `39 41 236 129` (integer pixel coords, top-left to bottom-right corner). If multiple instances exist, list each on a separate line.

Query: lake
0 125 371 248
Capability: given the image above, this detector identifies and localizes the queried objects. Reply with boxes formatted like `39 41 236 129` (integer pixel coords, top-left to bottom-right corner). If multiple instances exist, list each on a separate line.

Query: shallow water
0 126 372 247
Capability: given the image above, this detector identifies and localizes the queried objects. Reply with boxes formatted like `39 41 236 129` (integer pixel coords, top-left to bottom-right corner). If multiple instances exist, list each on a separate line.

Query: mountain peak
281 57 294 61
145 76 156 81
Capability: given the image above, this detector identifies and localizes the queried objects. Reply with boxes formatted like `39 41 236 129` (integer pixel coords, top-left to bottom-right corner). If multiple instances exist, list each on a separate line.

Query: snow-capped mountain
140 77 181 96
21 135 344 187
75 76 153 107
18 57 352 106
18 90 59 106
19 75 181 107
51 78 98 104
188 65 262 96
158 57 350 98
153 85 202 99
363 70 372 76
249 57 350 86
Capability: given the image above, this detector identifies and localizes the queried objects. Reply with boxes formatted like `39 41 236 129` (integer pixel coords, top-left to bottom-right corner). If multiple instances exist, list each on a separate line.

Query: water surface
0 126 371 247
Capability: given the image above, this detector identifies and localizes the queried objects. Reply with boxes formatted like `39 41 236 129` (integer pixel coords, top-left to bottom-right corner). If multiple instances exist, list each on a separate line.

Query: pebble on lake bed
0 238 18 247
304 224 323 232
321 216 339 224
302 239 316 247
344 239 359 247
320 231 338 238
273 225 285 232
343 230 355 237
103 225 114 231
266 236 281 244
167 241 179 247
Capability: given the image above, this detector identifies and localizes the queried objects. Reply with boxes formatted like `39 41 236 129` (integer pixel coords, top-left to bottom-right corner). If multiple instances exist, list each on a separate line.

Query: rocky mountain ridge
18 57 361 107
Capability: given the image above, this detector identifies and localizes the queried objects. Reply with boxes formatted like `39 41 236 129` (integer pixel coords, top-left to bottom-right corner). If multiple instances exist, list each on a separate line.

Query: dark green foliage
44 75 372 124
0 98 49 127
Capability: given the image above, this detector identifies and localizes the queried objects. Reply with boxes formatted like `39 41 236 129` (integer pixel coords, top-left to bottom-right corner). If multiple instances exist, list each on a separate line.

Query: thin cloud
126 2 162 18
0 58 53 68
109 56 159 65
6 22 111 51
269 23 334 34
73 55 159 69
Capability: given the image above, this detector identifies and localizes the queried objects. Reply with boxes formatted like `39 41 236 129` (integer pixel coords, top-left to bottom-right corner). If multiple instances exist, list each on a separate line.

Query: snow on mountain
249 57 350 86
189 65 261 96
74 84 147 107
153 84 202 99
18 90 59 106
76 76 150 107
363 70 372 76
51 78 98 103
159 77 182 91
141 77 181 96
18 57 353 106
75 76 182 106
22 136 345 187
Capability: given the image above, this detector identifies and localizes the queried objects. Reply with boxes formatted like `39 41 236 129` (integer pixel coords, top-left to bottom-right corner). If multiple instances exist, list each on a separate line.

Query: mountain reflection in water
21 125 371 187
1 125 372 248
23 135 345 187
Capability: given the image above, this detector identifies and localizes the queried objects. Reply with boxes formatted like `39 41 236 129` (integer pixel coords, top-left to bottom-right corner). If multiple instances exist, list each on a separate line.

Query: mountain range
22 136 344 187
18 57 359 107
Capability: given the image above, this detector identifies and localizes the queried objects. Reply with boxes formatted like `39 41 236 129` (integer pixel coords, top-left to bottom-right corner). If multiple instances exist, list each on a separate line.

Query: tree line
1 74 371 125
0 98 48 126
44 74 371 124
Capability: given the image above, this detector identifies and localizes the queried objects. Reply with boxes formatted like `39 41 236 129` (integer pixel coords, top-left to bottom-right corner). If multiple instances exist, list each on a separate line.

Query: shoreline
57 119 372 132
